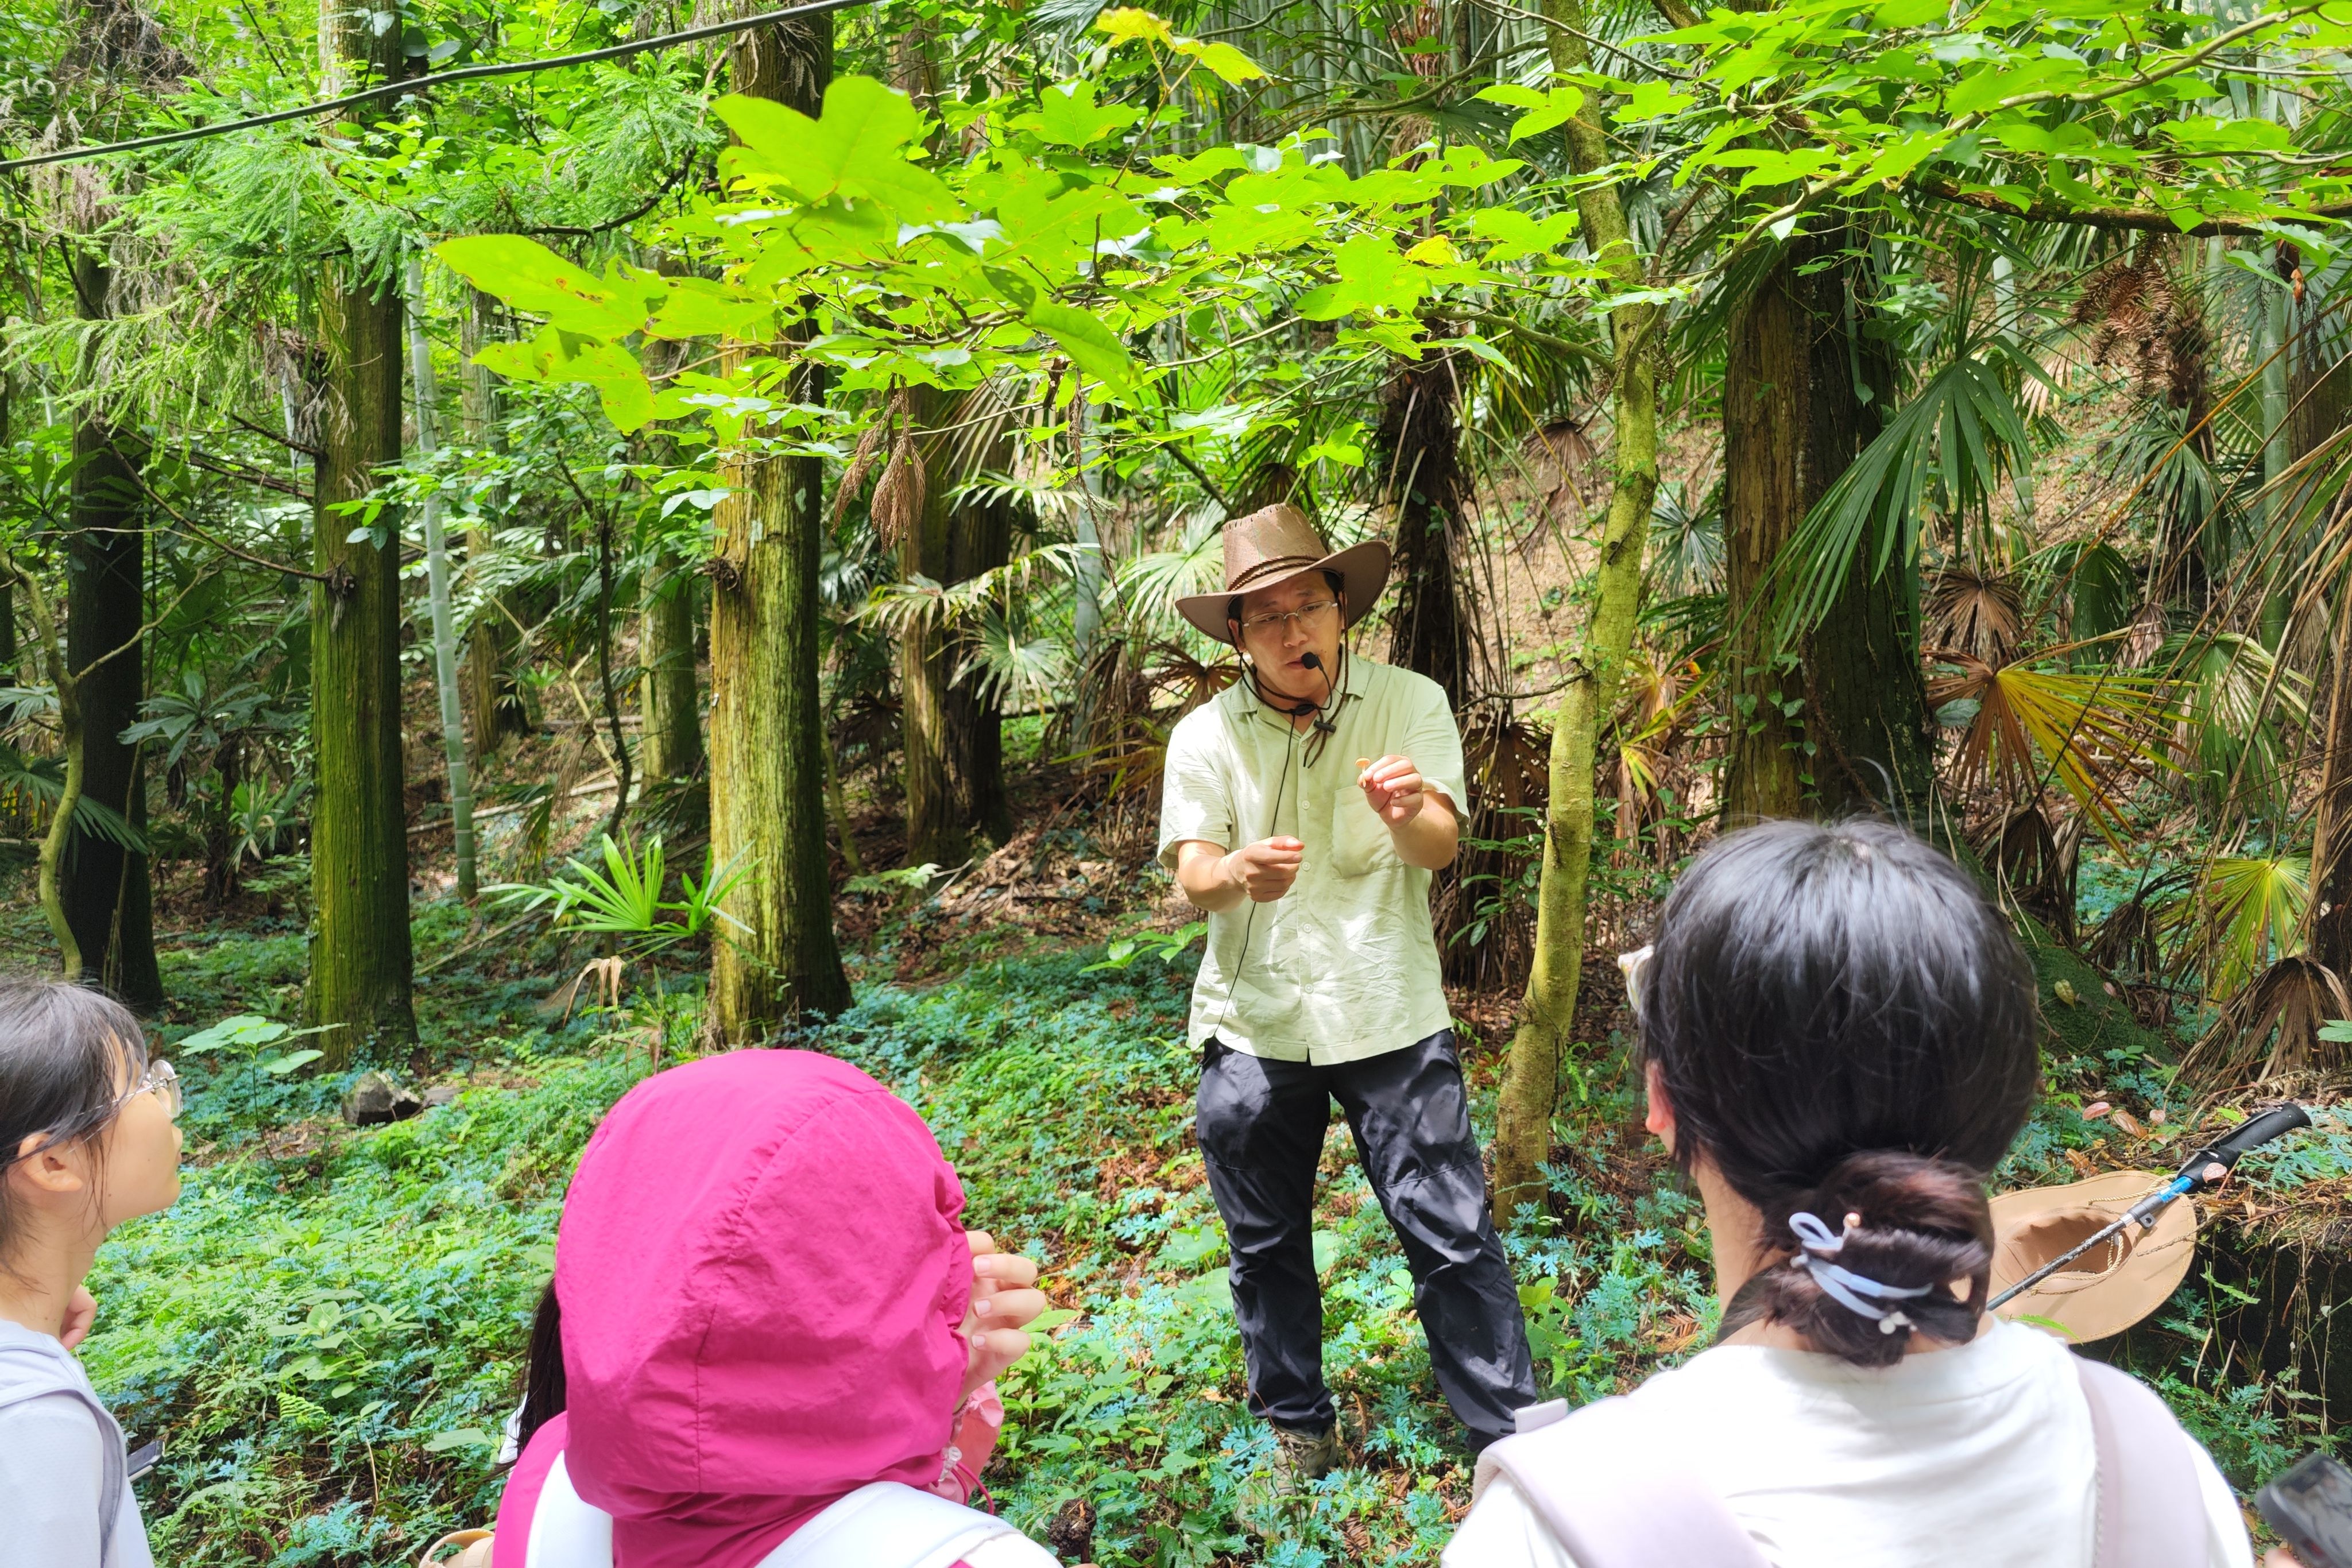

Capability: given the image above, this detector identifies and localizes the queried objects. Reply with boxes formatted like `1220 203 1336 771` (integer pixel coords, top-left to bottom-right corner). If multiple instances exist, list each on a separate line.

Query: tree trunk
2311 578 2352 977
1719 250 1811 823
305 0 416 1058
62 249 159 1008
405 255 478 900
2301 274 2352 977
640 553 701 784
899 388 1014 866
1722 235 1935 822
458 287 514 756
707 14 850 1038
637 321 702 787
1492 0 1658 1222
1379 345 1473 711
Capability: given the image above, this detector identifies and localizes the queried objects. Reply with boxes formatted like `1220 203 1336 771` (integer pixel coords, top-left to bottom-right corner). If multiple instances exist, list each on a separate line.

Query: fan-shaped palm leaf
1925 648 2179 841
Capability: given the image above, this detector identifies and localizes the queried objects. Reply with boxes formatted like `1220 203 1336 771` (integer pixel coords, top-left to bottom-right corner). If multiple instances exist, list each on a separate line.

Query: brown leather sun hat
1174 503 1391 642
1987 1170 2199 1343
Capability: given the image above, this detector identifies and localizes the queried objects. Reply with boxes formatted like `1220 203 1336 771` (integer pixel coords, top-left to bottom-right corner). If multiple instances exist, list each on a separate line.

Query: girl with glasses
0 981 180 1568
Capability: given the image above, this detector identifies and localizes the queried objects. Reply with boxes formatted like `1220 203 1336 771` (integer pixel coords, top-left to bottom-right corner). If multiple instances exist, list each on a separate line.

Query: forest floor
19 752 2352 1566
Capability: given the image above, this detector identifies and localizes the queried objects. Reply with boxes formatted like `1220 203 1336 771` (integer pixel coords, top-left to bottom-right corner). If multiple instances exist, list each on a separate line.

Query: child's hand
59 1286 95 1352
960 1231 1049 1399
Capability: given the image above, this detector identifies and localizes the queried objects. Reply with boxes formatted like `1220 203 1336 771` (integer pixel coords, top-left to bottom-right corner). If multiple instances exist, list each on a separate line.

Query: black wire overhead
0 0 875 175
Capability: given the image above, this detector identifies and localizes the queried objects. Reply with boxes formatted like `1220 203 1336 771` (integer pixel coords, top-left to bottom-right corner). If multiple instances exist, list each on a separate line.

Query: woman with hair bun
1445 818 2253 1568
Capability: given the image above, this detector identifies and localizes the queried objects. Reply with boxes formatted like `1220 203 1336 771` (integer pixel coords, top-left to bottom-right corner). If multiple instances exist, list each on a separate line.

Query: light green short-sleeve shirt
1156 655 1466 1065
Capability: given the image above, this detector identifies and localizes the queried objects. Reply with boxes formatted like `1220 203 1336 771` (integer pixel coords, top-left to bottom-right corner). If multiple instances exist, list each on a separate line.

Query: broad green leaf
423 1428 497 1454
176 1014 289 1054
549 342 657 433
1611 81 1695 123
262 1048 325 1075
1464 206 1579 262
1095 6 1175 46
1027 301 1135 394
1872 0 1947 26
1475 83 1546 110
647 278 780 340
435 236 649 340
1295 234 1428 320
1151 145 1251 186
1174 38 1267 84
714 78 955 220
1020 80 1143 148
471 337 560 384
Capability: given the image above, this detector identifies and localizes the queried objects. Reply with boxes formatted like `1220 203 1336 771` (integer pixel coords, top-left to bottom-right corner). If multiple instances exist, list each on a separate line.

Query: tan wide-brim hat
1174 502 1391 642
1987 1170 2199 1343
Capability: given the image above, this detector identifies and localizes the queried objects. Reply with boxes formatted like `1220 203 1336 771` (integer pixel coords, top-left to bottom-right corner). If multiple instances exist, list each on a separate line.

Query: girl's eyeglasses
118 1058 180 1120
3 1058 181 1170
1618 946 1655 1024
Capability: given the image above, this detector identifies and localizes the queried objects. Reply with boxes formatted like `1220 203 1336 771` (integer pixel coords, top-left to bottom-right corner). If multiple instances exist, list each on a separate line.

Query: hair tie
1788 1211 1933 1334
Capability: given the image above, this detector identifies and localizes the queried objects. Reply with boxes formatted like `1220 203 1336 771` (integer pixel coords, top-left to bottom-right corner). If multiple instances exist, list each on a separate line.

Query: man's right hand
1227 837 1304 902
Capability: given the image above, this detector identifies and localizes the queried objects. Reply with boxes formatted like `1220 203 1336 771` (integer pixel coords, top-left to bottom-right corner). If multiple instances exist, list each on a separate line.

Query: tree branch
183 447 312 500
1914 175 2352 236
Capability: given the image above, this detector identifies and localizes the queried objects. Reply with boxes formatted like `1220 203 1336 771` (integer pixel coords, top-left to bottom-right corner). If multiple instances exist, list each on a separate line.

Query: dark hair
1639 819 2038 1366
0 980 149 1270
1225 568 1347 634
513 1280 567 1456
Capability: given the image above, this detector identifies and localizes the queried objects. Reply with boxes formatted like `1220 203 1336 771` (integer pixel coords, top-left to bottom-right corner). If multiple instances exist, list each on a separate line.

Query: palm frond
1926 649 2179 841
1773 345 2040 640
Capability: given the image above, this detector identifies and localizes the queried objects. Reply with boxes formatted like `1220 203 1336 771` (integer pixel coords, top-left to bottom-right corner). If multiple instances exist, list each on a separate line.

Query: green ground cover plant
57 860 2332 1566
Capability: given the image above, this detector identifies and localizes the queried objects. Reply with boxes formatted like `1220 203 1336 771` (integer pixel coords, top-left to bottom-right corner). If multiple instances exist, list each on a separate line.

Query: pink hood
555 1049 971 1568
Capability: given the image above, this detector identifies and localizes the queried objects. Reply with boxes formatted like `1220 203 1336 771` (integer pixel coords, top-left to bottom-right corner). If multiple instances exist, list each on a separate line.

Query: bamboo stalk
405 254 479 901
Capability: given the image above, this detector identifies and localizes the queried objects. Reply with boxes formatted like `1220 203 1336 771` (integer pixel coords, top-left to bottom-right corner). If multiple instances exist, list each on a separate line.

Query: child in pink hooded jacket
492 1049 1058 1568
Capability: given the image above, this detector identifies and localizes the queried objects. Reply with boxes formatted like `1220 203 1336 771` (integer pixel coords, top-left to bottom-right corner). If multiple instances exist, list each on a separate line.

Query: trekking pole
1987 1102 2312 1311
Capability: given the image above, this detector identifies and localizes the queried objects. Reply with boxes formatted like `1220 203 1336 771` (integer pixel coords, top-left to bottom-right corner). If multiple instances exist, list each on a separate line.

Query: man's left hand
1358 754 1426 828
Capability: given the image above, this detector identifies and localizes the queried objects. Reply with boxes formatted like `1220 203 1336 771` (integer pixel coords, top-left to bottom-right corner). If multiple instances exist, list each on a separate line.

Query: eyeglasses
119 1058 180 1120
2 1058 181 1170
1237 599 1339 639
1618 946 1654 1024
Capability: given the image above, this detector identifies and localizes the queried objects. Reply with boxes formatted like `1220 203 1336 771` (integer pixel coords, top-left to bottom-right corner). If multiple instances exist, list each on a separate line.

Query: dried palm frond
1612 652 1709 845
1987 803 2079 944
2067 253 2211 411
2182 953 2351 1086
1440 708 1553 987
1926 648 2179 840
1927 566 2025 663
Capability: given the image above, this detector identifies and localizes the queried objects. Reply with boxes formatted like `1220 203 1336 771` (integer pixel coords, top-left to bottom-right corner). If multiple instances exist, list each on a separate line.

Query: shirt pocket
1327 788 1396 878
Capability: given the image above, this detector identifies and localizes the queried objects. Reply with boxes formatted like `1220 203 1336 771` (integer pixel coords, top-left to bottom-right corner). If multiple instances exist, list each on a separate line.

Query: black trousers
1196 1030 1536 1449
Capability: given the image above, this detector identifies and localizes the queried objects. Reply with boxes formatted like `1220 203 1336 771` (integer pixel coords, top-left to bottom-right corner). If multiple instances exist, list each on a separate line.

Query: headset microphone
1299 651 1338 734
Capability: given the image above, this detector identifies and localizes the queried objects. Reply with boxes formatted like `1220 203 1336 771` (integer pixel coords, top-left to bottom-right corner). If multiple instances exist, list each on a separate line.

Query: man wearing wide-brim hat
1158 503 1535 1521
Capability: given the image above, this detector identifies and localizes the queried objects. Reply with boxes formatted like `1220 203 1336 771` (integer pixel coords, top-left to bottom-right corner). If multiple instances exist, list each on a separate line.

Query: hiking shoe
1235 1422 1342 1535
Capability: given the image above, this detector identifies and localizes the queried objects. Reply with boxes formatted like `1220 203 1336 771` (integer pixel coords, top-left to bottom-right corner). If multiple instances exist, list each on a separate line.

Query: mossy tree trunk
305 0 416 1059
640 555 701 785
637 326 702 788
1492 0 1658 1222
707 13 850 1038
61 248 160 1008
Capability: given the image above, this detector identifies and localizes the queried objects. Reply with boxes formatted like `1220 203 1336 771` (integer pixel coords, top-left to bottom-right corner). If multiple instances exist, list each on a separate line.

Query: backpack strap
757 1482 1027 1568
29 1383 126 1564
1471 1397 1773 1568
2074 1356 2210 1568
